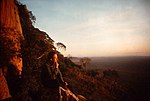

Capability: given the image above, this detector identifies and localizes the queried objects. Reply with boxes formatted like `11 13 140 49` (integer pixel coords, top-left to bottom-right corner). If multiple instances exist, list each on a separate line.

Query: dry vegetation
62 67 127 101
87 57 150 101
4 2 149 101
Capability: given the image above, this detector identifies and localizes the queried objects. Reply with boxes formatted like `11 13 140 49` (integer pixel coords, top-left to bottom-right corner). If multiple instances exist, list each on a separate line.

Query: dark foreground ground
87 56 150 101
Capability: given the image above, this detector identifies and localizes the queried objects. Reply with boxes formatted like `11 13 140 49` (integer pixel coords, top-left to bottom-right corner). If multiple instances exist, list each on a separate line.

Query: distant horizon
19 0 150 57
69 55 150 58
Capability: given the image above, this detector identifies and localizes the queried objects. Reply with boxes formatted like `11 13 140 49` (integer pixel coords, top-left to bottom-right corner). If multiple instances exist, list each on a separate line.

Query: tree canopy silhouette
56 42 66 51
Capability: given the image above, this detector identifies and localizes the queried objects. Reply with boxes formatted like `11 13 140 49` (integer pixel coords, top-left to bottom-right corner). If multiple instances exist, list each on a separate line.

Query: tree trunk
0 0 24 100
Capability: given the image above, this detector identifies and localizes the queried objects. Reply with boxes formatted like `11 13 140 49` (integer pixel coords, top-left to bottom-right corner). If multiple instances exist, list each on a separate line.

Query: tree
80 57 91 70
56 42 66 51
28 11 36 24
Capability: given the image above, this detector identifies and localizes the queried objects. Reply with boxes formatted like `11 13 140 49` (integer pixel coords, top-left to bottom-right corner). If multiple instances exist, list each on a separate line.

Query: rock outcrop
0 1 128 101
0 0 23 100
0 0 23 74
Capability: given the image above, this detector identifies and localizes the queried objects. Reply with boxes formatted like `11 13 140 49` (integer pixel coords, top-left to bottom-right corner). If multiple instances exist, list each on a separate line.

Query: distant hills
4 1 149 101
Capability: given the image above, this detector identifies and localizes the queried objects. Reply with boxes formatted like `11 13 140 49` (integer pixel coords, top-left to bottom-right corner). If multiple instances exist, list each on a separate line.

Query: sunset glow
19 0 150 57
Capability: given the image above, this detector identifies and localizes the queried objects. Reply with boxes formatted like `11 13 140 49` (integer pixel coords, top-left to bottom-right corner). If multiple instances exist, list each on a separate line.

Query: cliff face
0 0 23 74
0 1 128 101
0 0 24 100
9 3 57 101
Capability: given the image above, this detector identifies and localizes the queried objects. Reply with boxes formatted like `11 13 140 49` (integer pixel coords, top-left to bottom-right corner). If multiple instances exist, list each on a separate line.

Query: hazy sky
19 0 150 57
